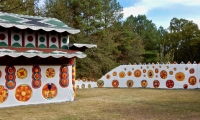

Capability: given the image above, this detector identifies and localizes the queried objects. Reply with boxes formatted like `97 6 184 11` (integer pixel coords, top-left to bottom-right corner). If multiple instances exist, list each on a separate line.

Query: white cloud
123 0 200 18
122 0 200 28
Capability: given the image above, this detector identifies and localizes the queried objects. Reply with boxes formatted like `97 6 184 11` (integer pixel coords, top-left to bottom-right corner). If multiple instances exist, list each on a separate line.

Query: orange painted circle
62 73 68 79
188 76 197 86
160 70 167 79
8 75 13 80
46 68 55 78
17 68 28 79
106 74 110 79
112 80 119 88
147 70 154 78
127 71 132 76
34 80 40 86
15 84 32 102
0 85 8 104
141 80 148 88
34 73 40 79
153 80 160 88
119 71 126 78
7 81 14 87
42 83 57 100
62 67 68 73
113 71 117 76
8 67 13 74
175 72 185 81
134 69 141 78
34 68 39 73
61 79 68 85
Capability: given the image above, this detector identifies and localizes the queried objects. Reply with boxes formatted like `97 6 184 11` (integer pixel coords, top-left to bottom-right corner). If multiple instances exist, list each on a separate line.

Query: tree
169 18 200 63
123 15 160 63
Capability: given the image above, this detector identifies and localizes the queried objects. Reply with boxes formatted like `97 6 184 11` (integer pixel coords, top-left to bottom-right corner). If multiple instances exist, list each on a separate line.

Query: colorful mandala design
166 80 174 88
127 71 132 76
0 85 8 104
188 76 197 86
169 71 173 75
189 68 195 74
175 72 185 81
134 69 141 78
147 70 154 78
59 66 69 88
126 80 134 88
106 74 110 79
143 69 146 73
32 66 42 89
160 70 167 79
97 80 104 88
17 68 28 79
88 84 91 88
141 80 148 88
113 71 117 76
183 84 188 89
46 68 55 78
81 84 85 89
155 68 159 73
153 80 160 88
5 66 16 90
119 71 126 78
15 84 32 102
112 80 119 88
42 83 57 100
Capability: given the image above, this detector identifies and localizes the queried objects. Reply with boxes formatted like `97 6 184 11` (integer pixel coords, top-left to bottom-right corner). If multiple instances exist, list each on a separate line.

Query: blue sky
117 0 200 29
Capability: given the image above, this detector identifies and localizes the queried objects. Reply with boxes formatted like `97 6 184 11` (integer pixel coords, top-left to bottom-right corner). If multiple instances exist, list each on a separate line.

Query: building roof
0 12 80 34
0 47 86 58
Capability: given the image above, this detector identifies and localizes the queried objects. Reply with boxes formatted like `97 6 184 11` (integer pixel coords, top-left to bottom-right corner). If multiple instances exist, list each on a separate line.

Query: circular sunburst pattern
17 68 28 79
106 74 110 79
119 71 126 78
15 84 32 102
189 68 195 74
147 70 154 78
155 68 159 73
134 69 141 78
166 80 174 88
175 72 185 81
153 80 160 88
143 69 146 73
126 80 134 88
160 70 167 79
113 71 117 76
188 76 197 86
42 83 57 100
169 71 173 75
112 80 119 88
141 80 148 88
97 80 104 88
0 85 8 104
183 84 188 89
127 71 132 76
46 68 55 78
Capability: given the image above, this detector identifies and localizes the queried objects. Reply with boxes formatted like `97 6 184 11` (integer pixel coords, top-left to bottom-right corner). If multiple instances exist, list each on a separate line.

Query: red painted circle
0 34 6 40
51 37 56 43
27 36 33 42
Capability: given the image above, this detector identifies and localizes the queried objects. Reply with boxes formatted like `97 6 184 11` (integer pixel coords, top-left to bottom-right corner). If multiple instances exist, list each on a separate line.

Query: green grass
0 88 200 120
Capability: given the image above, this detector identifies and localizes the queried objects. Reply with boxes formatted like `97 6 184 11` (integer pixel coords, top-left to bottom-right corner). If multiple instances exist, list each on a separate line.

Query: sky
118 0 200 29
38 0 200 29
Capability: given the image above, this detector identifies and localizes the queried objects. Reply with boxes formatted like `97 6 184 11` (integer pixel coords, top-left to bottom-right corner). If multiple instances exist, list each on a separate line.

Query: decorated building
0 12 96 108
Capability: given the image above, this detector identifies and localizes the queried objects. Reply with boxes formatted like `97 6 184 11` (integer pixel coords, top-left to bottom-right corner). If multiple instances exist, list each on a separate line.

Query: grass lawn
0 88 200 120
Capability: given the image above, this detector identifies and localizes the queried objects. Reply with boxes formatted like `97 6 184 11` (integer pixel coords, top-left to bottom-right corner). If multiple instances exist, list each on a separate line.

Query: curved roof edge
0 23 80 34
69 43 97 48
